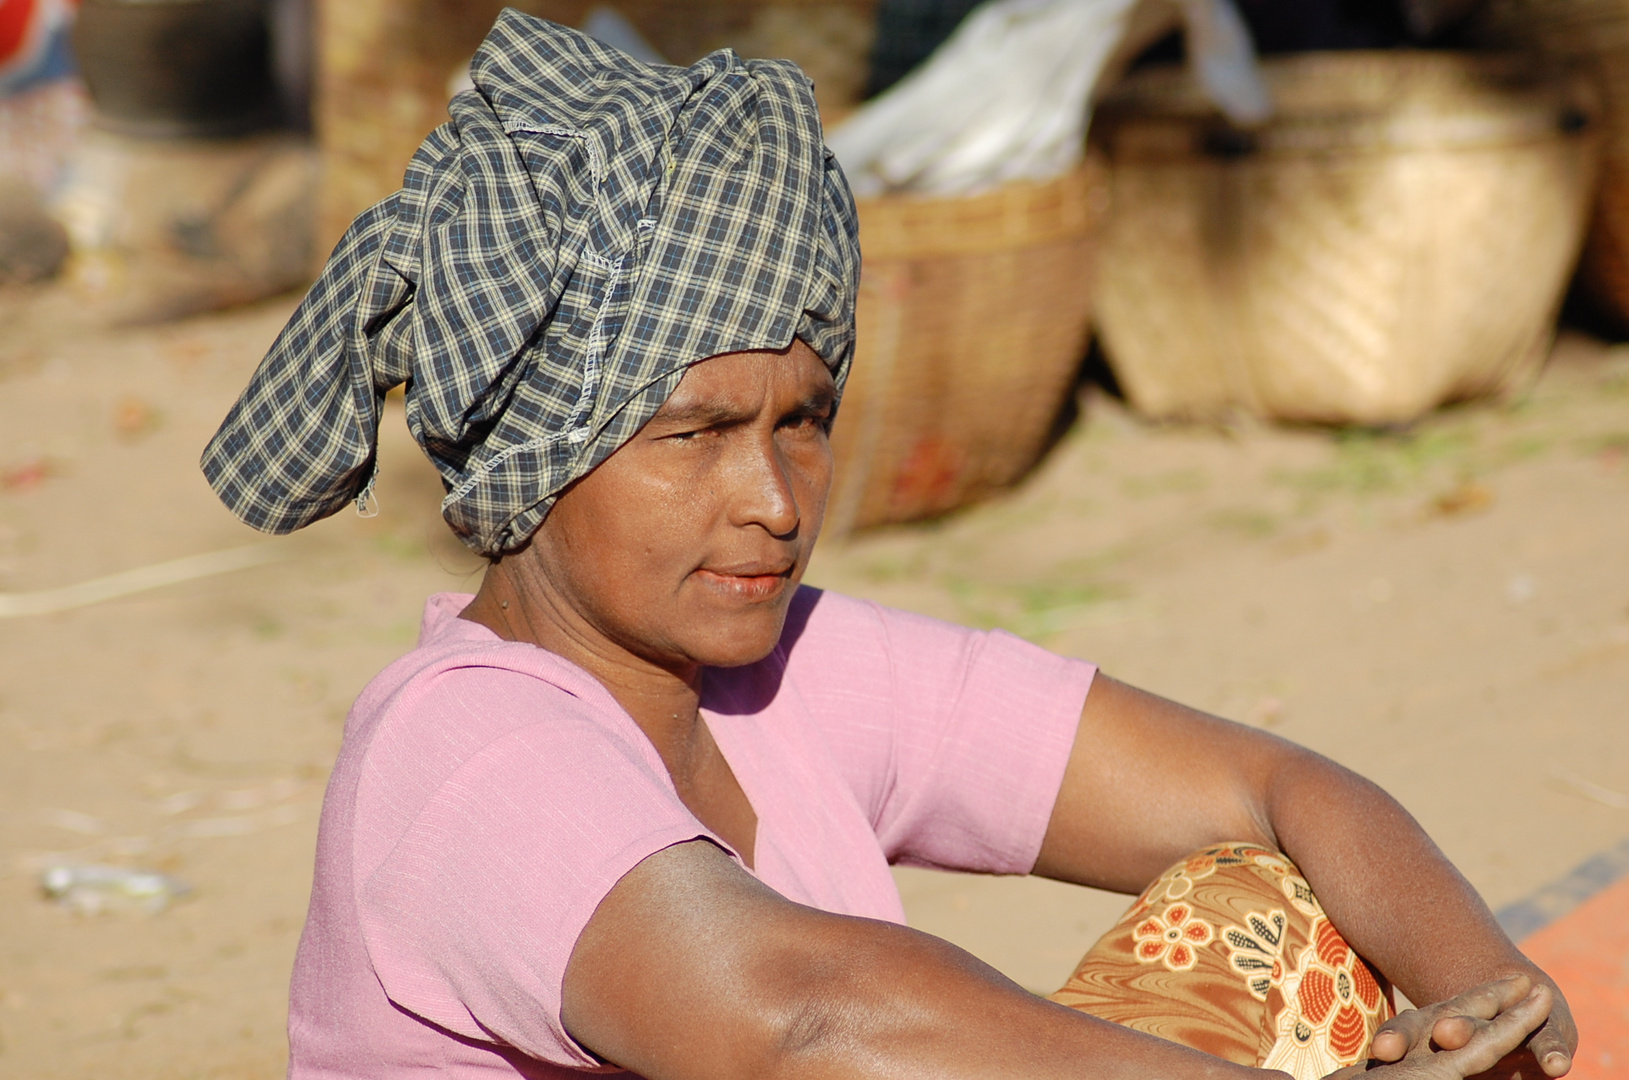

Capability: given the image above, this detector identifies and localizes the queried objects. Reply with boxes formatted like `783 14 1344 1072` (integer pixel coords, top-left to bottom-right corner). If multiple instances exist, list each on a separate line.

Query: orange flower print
1262 917 1390 1080
1158 843 1264 899
1158 867 1207 901
1121 893 1157 926
1253 852 1294 876
1133 902 1216 971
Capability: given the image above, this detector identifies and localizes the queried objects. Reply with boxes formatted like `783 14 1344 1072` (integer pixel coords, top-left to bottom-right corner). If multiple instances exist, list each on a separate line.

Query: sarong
1052 843 1395 1079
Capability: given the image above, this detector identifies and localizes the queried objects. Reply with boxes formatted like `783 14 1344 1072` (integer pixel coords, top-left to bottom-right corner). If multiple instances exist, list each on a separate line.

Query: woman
203 12 1574 1080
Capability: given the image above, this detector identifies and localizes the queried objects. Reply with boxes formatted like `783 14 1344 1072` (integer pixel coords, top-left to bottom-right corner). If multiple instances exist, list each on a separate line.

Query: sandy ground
0 287 1626 1079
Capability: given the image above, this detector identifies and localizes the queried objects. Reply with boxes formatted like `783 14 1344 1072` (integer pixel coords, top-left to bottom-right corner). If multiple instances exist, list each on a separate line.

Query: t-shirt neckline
424 592 763 872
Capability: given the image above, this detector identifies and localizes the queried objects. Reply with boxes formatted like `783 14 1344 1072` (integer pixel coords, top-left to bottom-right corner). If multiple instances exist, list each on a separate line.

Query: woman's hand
1371 970 1574 1079
1032 675 1578 1080
1325 974 1563 1080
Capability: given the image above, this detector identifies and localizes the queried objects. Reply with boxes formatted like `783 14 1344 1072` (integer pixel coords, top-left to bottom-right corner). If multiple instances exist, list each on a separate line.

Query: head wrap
201 10 860 555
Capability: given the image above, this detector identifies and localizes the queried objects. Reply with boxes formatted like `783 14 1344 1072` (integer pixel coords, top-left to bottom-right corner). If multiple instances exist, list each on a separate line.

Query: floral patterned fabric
1051 843 1394 1079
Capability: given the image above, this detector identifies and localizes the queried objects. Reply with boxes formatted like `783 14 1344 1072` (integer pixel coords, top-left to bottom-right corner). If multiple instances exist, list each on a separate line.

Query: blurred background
1 1 1626 1076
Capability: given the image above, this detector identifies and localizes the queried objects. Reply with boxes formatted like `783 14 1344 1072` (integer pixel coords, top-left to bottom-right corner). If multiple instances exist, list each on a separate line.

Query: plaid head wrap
201 10 860 555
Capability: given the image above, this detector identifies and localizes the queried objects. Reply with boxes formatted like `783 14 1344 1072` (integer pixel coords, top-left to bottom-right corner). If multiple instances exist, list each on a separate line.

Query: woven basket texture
1474 0 1629 329
1091 52 1601 425
826 160 1104 534
313 0 875 253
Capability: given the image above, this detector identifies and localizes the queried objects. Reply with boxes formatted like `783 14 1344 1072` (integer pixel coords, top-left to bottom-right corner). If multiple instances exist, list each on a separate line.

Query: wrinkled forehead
655 340 837 421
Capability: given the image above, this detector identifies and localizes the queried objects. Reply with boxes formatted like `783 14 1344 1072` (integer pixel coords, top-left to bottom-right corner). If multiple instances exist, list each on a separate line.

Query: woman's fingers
1359 975 1564 1079
1440 983 1554 1077
1428 1014 1476 1053
1369 974 1532 1061
1442 973 1535 1024
1371 1012 1430 1062
1429 975 1532 1051
1527 1013 1576 1077
1524 979 1579 1078
1370 1027 1410 1062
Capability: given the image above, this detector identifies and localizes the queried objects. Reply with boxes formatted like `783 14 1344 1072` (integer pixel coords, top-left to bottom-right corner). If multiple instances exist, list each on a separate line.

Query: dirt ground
1 287 1626 1079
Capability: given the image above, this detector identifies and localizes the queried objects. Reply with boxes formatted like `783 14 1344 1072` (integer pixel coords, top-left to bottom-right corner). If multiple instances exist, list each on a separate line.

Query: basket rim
1096 50 1599 158
1099 49 1581 120
854 157 1106 260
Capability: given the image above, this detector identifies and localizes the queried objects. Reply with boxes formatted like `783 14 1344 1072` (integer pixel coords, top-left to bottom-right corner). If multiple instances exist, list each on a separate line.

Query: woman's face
524 339 836 671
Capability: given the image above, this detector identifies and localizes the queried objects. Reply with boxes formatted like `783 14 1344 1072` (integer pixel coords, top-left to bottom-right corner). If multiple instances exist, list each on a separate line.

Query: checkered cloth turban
201 10 859 555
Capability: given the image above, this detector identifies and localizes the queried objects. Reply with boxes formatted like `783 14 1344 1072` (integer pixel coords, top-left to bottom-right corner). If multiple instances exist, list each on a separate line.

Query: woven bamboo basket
1091 52 1601 425
1473 0 1629 330
314 0 875 252
826 159 1105 534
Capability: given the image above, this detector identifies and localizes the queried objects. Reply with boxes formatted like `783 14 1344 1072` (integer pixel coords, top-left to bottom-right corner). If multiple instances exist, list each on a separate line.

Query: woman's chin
677 610 791 669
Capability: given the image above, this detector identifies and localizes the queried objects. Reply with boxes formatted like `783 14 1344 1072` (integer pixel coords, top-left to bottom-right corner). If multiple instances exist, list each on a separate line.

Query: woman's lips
693 565 793 603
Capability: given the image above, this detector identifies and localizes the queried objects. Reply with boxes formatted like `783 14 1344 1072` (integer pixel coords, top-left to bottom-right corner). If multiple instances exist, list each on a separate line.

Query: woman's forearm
1034 674 1541 1007
1261 749 1536 1005
563 840 1273 1080
749 913 1272 1080
1032 674 1574 1074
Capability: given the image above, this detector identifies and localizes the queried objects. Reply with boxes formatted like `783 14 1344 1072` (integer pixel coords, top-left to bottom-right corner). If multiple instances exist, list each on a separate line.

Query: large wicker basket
1091 52 1600 425
826 160 1104 534
315 0 876 252
1473 0 1629 331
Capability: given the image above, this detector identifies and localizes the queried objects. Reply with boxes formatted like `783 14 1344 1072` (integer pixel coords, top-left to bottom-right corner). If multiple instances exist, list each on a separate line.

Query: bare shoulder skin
461 341 1575 1080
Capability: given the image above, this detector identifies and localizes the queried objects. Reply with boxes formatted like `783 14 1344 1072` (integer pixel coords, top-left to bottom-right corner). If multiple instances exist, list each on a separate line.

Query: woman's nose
727 434 800 538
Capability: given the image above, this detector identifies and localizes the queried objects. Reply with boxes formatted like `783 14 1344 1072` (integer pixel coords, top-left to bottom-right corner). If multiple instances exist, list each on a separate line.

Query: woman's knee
1052 842 1393 1080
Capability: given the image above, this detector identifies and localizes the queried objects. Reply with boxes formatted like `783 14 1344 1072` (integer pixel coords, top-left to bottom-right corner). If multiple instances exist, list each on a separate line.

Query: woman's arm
1031 674 1577 1077
560 838 1549 1080
562 839 1262 1080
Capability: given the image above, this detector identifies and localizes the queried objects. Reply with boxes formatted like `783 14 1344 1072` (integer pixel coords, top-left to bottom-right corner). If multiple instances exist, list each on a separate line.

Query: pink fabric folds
288 586 1094 1078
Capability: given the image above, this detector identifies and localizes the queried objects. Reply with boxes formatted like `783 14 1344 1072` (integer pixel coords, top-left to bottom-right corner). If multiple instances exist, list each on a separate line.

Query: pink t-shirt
289 587 1095 1078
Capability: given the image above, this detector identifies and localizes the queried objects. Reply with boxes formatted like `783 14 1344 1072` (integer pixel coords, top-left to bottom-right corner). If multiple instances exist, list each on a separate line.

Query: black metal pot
72 0 277 137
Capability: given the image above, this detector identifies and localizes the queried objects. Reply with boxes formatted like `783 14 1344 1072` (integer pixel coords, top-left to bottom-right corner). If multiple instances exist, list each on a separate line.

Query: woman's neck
461 561 759 865
463 564 702 743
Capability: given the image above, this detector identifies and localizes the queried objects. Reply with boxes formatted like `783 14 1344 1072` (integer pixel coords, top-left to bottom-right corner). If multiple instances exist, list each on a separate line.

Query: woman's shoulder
371 592 618 703
779 585 993 668
344 593 645 771
772 586 1092 719
332 594 670 849
730 586 996 719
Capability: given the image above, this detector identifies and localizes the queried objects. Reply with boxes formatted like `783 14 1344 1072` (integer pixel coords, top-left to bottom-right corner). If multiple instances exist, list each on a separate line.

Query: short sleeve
782 590 1095 875
352 667 719 1069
